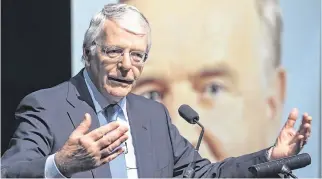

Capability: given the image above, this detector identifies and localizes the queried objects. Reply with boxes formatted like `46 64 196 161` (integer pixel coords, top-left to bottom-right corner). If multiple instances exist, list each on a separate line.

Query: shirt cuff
45 153 67 178
265 147 273 161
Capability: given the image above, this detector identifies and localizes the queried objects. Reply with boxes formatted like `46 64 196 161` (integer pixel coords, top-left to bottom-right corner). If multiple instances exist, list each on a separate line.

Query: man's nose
118 53 132 75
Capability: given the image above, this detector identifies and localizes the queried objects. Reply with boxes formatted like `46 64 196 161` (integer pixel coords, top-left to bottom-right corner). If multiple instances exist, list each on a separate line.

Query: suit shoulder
127 93 172 125
127 93 172 121
127 93 165 108
18 80 70 108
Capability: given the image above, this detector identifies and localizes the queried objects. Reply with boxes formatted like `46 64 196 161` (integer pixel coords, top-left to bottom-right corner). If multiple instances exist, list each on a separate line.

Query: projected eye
199 80 226 100
142 91 163 102
204 83 223 96
132 81 167 103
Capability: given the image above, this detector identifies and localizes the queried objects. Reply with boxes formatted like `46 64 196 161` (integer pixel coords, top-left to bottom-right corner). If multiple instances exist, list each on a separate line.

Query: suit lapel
126 94 154 178
67 69 100 132
66 69 112 178
66 71 155 178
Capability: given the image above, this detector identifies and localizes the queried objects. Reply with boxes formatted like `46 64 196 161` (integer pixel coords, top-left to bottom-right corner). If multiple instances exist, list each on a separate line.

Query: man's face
130 0 284 161
86 18 148 99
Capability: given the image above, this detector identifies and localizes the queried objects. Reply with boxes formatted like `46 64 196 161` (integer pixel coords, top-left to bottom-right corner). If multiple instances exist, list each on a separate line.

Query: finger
297 123 311 137
290 135 305 154
305 121 312 137
302 113 312 125
73 113 92 135
100 134 128 156
298 114 312 135
298 135 305 149
96 125 128 148
101 148 124 165
302 113 312 124
290 131 305 145
297 134 305 140
303 123 311 140
86 121 121 141
284 108 298 129
303 131 310 142
302 126 310 145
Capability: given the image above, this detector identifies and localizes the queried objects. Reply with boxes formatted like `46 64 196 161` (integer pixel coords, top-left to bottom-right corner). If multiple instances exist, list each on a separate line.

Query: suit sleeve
1 94 54 178
161 104 276 178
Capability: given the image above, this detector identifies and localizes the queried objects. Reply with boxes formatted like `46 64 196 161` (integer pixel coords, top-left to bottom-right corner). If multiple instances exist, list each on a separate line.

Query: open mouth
108 76 134 84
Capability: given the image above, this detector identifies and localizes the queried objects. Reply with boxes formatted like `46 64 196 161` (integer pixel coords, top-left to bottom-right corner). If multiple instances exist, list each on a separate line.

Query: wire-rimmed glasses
93 41 148 66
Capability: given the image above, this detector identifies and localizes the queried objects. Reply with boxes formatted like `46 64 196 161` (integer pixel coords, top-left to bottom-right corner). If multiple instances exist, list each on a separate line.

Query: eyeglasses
93 41 148 65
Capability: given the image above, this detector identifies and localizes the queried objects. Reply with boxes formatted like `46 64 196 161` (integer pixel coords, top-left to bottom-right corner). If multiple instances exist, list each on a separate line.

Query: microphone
178 104 199 124
178 104 205 178
248 153 311 178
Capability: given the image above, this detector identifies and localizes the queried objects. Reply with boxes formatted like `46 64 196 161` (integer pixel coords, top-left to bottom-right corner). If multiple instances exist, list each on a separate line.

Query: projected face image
126 0 286 161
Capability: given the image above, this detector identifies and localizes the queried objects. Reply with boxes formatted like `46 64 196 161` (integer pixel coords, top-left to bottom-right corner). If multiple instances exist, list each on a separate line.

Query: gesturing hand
54 113 129 177
270 108 312 160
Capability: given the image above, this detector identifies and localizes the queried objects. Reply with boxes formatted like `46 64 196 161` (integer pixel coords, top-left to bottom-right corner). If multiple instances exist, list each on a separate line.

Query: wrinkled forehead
100 17 149 51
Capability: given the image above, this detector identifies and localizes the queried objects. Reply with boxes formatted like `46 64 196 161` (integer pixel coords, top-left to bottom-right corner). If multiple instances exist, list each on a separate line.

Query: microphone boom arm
183 119 204 178
194 120 204 152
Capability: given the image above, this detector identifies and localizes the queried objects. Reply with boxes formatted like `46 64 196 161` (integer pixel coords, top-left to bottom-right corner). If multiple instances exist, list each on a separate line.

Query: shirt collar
83 69 127 115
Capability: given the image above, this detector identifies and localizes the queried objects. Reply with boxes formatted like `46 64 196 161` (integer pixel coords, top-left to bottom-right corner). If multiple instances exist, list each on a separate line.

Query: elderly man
1 3 312 178
127 0 290 161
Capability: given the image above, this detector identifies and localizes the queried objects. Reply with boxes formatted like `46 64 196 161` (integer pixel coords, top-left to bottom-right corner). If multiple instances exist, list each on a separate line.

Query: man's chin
105 86 132 98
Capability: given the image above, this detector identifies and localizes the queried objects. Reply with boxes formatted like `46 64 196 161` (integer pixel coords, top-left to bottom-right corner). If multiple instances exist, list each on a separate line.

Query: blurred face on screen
127 0 286 161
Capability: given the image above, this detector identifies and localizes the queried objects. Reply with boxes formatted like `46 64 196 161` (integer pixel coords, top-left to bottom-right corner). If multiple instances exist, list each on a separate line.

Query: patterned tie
105 104 128 178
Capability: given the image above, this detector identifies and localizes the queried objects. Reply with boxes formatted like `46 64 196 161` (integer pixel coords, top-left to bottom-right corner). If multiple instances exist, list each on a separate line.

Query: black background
1 0 72 154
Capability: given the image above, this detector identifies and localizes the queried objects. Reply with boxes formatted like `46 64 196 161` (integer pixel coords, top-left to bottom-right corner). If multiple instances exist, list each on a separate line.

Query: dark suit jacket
1 70 271 178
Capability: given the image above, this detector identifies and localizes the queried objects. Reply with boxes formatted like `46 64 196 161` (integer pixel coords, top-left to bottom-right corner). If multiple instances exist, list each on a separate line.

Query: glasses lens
130 51 145 64
105 48 123 58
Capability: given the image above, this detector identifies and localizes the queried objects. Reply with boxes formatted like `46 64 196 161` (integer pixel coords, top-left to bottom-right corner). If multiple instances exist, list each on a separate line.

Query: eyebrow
101 45 146 53
193 63 234 79
102 45 123 50
134 78 169 95
199 68 230 78
188 63 236 91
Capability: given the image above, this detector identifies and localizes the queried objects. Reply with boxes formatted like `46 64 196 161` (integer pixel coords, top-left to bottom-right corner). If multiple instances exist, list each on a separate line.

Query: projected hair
256 0 283 79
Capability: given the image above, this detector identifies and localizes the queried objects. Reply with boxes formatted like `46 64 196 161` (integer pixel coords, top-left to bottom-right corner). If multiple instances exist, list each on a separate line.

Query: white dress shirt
44 69 138 178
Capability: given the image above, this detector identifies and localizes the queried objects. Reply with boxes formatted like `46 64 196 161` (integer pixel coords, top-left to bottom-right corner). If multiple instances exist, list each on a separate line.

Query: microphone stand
280 165 298 179
183 120 204 178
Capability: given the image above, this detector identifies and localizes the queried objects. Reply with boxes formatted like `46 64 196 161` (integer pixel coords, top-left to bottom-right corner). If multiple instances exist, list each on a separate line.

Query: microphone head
178 104 199 124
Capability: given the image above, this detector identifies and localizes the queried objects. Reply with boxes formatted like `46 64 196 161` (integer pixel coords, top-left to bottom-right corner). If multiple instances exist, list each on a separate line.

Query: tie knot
105 104 120 122
106 103 119 111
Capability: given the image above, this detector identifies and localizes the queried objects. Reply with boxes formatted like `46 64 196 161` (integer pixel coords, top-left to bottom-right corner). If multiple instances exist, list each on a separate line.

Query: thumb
73 113 92 135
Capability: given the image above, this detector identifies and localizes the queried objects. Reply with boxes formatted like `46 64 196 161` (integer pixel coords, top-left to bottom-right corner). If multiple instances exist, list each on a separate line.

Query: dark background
1 0 71 154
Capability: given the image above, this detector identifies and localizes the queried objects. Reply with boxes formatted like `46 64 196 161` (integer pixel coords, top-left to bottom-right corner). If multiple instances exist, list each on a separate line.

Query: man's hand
270 108 312 160
54 113 129 177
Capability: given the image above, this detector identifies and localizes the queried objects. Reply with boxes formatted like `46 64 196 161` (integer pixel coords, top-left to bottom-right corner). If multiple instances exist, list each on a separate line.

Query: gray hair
82 3 151 61
255 0 283 78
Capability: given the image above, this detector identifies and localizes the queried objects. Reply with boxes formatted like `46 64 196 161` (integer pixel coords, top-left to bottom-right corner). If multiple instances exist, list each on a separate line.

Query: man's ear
83 48 90 67
267 66 286 120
